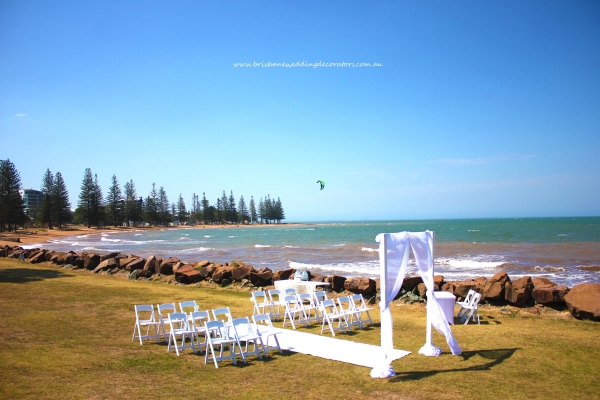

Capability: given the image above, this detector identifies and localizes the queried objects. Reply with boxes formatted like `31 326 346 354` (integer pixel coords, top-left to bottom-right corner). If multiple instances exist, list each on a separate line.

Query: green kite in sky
317 180 325 190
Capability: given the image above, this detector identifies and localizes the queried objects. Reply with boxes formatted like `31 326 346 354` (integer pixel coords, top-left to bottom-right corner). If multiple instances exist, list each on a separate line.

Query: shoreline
0 222 315 247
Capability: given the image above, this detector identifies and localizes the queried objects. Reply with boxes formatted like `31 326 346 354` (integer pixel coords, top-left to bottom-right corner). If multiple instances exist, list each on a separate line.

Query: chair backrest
157 303 176 320
321 299 339 314
284 288 298 297
268 289 283 303
232 317 254 337
190 310 211 330
169 312 189 330
351 294 366 308
470 292 482 307
179 300 198 313
135 304 156 322
337 296 354 311
212 307 232 322
314 291 327 305
252 291 269 305
462 290 476 304
252 313 274 329
284 295 298 307
205 320 227 338
298 293 315 305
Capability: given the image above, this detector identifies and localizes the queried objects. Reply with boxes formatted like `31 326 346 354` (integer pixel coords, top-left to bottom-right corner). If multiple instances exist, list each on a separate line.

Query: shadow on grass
390 348 519 382
0 267 72 284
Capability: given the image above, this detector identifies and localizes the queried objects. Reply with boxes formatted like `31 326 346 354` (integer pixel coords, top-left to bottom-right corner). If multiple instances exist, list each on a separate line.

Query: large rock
93 258 117 273
326 275 347 292
505 276 533 307
125 258 145 271
344 277 376 295
231 264 256 281
273 269 295 281
454 280 480 299
100 252 120 261
158 257 180 275
564 283 600 321
483 271 510 302
175 264 202 284
83 254 101 270
28 250 47 264
249 268 273 287
140 255 157 278
532 277 557 288
402 276 423 292
212 265 234 284
199 264 217 280
533 284 569 304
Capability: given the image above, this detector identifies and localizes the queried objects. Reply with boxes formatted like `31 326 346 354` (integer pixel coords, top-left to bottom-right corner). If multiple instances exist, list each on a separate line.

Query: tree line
0 161 286 229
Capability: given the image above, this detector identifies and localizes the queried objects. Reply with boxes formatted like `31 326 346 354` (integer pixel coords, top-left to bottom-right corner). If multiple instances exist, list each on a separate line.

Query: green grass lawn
1 259 599 399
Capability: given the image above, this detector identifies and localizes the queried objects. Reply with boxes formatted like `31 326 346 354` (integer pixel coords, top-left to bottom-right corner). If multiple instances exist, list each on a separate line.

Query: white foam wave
361 247 378 253
333 243 345 247
76 234 89 238
468 230 480 232
134 233 143 236
172 247 215 254
255 244 271 248
101 237 121 242
435 257 505 269
204 235 211 238
289 260 379 277
285 245 299 248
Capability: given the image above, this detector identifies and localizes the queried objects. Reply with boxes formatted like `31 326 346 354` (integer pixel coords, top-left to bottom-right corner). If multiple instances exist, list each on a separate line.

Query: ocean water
33 217 600 287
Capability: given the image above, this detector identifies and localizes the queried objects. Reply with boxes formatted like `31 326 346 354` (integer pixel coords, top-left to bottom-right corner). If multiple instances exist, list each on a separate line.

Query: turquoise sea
33 217 600 287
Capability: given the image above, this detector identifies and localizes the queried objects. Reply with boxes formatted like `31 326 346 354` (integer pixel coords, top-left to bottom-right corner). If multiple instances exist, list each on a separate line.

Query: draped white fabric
370 231 462 379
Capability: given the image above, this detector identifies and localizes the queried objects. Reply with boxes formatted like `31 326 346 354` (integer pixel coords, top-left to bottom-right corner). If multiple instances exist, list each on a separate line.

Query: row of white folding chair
253 289 329 321
281 288 326 329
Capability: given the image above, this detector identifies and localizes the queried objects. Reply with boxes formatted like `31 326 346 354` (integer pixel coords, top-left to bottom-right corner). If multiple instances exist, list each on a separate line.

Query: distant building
19 189 44 217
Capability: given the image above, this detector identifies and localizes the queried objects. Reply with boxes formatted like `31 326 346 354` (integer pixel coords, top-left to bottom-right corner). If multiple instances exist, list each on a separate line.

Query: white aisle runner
274 328 410 368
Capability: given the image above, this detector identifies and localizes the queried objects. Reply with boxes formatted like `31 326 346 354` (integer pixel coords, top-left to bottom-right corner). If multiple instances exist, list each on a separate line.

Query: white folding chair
337 296 362 330
132 305 161 345
298 292 321 324
320 299 348 336
157 303 176 341
351 294 373 328
456 290 476 320
268 289 285 320
460 292 481 325
204 320 241 368
232 317 263 361
189 310 211 353
212 307 233 323
167 312 199 356
179 300 198 314
252 314 282 356
314 291 328 306
251 291 273 317
282 295 308 329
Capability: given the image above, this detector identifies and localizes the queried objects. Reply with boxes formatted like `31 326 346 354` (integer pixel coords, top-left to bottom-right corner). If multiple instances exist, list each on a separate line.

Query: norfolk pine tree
52 172 71 228
0 159 27 232
106 174 123 227
40 168 54 229
77 168 95 228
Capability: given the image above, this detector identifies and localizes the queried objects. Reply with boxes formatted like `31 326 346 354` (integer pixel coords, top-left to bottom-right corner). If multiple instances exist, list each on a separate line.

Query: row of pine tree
0 159 285 230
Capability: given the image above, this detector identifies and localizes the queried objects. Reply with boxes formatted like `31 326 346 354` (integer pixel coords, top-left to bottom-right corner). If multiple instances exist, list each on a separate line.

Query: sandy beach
0 223 312 248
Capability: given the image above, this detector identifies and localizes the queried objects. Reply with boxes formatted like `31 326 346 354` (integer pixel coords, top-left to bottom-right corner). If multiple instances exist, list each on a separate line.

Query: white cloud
15 113 26 117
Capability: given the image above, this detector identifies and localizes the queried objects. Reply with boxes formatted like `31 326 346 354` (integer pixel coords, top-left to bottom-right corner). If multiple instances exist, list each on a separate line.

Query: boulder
402 276 423 292
100 252 120 261
505 276 533 307
231 264 256 281
212 265 234 284
533 284 569 304
172 262 184 275
175 264 202 284
483 271 510 302
118 257 138 270
199 264 217 280
129 270 139 280
196 260 211 269
344 277 376 295
45 251 55 261
140 255 157 278
125 258 145 271
310 274 327 283
532 277 557 288
83 254 101 270
273 269 295 281
564 283 600 321
28 250 47 264
93 258 117 273
152 257 164 275
454 280 480 299
158 257 180 275
326 275 347 292
417 283 427 298
249 269 273 287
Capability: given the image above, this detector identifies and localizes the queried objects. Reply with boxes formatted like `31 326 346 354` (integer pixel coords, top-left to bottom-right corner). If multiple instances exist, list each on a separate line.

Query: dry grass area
1 259 599 400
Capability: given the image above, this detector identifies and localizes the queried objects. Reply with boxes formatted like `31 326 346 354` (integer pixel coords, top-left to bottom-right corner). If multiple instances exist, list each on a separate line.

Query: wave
435 257 506 269
171 247 216 254
134 233 143 236
255 244 271 248
289 260 379 277
204 235 211 238
361 247 378 253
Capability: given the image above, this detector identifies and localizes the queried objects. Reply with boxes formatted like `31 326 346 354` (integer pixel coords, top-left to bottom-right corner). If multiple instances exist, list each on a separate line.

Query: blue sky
1 1 599 221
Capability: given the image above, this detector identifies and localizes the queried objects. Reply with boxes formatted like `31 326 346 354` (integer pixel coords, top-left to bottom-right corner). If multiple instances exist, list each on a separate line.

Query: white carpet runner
273 328 410 368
